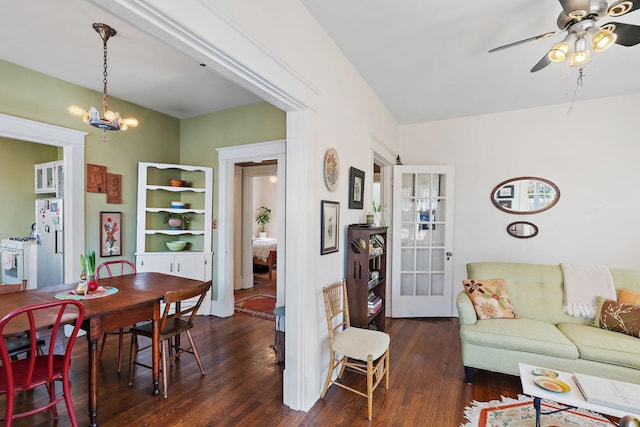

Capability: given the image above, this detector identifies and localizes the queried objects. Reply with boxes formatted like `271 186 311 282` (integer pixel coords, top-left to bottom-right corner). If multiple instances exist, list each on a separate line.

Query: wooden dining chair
96 260 136 372
320 279 390 421
0 280 46 359
128 280 212 398
0 299 85 427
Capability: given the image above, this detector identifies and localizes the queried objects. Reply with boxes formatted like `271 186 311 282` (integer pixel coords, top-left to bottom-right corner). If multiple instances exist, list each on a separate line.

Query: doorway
0 114 86 284
215 139 286 317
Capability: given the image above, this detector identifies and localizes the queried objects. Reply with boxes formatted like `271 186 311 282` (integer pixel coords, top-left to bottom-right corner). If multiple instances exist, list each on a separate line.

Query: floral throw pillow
595 297 640 337
462 278 519 320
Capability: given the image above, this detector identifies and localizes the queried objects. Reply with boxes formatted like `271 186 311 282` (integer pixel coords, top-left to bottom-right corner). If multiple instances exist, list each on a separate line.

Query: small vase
258 232 267 239
167 218 183 229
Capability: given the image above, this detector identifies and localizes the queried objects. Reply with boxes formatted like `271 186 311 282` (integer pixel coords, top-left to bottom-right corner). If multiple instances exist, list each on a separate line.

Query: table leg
533 396 541 427
88 335 99 427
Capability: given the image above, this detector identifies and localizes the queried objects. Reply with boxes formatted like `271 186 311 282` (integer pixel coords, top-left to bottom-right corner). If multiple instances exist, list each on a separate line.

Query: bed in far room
253 237 277 280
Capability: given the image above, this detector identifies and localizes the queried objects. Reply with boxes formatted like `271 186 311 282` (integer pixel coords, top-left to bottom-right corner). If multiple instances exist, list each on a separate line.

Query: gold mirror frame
491 176 560 214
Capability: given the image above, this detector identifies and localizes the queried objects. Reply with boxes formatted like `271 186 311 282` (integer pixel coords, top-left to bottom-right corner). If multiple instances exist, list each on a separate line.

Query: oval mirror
506 221 539 239
491 177 560 214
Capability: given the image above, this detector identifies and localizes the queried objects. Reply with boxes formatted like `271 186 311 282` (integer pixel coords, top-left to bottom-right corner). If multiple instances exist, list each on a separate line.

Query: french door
391 165 455 317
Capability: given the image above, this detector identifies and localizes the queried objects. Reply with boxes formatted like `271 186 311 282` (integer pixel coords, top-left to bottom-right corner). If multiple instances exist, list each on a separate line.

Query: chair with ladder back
320 279 390 420
128 280 212 398
96 260 137 372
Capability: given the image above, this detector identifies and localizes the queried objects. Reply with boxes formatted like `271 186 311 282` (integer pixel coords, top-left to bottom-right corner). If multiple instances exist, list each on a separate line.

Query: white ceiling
2 1 640 124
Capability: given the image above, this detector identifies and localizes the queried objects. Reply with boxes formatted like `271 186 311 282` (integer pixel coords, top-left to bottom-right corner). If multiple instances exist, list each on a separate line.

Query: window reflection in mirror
506 221 539 239
491 177 560 214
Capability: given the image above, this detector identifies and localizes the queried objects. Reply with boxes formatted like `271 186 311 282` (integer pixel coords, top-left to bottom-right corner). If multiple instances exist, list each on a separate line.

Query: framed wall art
87 164 107 193
497 184 514 199
348 167 365 209
321 200 339 255
106 173 122 204
100 211 122 257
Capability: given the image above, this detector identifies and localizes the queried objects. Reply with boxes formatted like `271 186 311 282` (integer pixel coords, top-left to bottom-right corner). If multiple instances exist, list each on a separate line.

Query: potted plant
163 212 191 230
255 206 272 238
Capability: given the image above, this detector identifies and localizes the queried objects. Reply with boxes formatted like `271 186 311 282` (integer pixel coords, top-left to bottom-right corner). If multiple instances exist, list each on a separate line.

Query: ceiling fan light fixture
569 48 591 66
548 41 571 62
590 27 617 52
608 0 633 16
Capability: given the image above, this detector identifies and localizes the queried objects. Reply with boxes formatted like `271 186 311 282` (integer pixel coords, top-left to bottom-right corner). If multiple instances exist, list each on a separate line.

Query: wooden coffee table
519 363 640 427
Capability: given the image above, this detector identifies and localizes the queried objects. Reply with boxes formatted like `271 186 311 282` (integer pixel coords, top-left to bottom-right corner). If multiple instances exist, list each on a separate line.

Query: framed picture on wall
100 211 122 257
348 167 365 209
497 184 514 199
321 200 339 255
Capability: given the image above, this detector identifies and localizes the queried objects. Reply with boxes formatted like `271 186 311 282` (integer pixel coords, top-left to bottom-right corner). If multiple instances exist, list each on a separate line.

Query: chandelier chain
102 37 109 115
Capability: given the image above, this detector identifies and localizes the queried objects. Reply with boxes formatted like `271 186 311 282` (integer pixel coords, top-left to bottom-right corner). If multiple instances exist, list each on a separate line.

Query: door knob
446 251 453 261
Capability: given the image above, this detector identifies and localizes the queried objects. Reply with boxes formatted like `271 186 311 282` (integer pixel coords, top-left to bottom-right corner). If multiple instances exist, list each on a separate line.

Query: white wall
252 175 278 238
107 0 400 412
400 93 640 300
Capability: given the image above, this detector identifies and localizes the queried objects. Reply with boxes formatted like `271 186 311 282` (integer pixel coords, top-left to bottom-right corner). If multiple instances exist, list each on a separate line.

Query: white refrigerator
35 198 64 287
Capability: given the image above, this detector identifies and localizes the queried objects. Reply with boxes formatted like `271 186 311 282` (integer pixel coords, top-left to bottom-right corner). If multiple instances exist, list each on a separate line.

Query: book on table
573 372 640 414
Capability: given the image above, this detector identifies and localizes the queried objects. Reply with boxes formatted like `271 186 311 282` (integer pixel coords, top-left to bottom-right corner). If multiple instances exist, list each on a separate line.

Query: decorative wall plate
324 148 339 191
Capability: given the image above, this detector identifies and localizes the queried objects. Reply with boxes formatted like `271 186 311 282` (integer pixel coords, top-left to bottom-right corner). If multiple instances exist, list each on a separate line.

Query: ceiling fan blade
558 0 591 16
489 31 556 53
608 0 640 17
610 22 640 46
530 54 552 73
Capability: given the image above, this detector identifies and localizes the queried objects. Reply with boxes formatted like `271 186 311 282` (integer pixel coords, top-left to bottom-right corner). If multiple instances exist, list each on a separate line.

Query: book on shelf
573 372 640 414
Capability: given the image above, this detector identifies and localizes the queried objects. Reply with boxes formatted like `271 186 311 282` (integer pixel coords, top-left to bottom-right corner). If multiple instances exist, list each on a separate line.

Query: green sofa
457 262 640 384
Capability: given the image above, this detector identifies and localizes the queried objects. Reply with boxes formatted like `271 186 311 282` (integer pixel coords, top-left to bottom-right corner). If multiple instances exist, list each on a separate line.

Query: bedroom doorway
216 140 286 318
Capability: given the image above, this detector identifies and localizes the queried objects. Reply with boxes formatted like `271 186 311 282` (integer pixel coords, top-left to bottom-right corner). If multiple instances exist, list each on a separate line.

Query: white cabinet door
136 253 212 314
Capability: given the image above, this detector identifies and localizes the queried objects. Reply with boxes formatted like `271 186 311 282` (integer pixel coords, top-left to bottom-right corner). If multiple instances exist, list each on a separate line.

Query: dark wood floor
3 310 526 426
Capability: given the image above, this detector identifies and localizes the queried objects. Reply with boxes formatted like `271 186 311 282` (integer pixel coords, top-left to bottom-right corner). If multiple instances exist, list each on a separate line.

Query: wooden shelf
346 225 387 331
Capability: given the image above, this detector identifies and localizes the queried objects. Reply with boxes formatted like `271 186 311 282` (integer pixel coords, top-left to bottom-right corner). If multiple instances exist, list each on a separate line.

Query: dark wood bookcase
346 225 387 331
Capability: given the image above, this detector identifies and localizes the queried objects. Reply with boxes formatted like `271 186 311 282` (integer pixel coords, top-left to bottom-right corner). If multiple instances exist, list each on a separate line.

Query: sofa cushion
460 318 578 358
619 288 640 305
462 279 519 319
594 297 640 338
558 322 640 370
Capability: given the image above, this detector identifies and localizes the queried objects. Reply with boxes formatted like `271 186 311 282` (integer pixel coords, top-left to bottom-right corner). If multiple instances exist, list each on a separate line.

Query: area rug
234 294 276 320
461 395 616 427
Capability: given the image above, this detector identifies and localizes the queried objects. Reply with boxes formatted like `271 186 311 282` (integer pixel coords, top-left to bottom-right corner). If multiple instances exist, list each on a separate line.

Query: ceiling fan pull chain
567 68 585 115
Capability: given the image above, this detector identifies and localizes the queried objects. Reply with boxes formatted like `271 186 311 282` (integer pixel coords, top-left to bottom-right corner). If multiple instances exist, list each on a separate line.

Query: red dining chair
0 280 46 360
96 260 136 373
0 299 85 427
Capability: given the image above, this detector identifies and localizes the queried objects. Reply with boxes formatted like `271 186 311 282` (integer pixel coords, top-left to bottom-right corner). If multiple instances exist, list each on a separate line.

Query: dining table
0 272 209 427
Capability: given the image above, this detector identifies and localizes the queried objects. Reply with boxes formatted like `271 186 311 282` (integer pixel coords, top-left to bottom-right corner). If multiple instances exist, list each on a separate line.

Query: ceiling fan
489 0 640 72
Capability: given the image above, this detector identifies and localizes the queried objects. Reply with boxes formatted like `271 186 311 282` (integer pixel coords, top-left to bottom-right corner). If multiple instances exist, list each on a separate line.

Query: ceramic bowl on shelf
166 241 187 251
171 201 186 209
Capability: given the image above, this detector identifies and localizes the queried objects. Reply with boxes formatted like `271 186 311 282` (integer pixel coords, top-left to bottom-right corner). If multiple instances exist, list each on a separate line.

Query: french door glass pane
416 248 430 271
401 248 415 270
401 199 415 222
416 174 431 197
416 273 430 296
401 273 414 296
401 174 414 197
432 273 445 296
401 223 415 246
431 249 445 271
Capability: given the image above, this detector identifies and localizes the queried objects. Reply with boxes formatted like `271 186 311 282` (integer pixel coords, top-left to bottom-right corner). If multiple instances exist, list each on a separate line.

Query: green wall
180 102 287 297
0 138 59 238
0 59 286 294
0 59 180 267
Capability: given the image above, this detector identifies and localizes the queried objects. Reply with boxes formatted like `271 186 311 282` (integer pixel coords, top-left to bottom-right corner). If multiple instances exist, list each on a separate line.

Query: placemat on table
55 286 119 300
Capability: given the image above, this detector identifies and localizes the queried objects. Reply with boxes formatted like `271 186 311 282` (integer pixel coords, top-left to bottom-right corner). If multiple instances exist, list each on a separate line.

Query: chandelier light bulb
548 42 571 62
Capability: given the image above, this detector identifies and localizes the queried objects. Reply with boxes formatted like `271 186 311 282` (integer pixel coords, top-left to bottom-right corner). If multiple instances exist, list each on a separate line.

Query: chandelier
68 23 138 139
